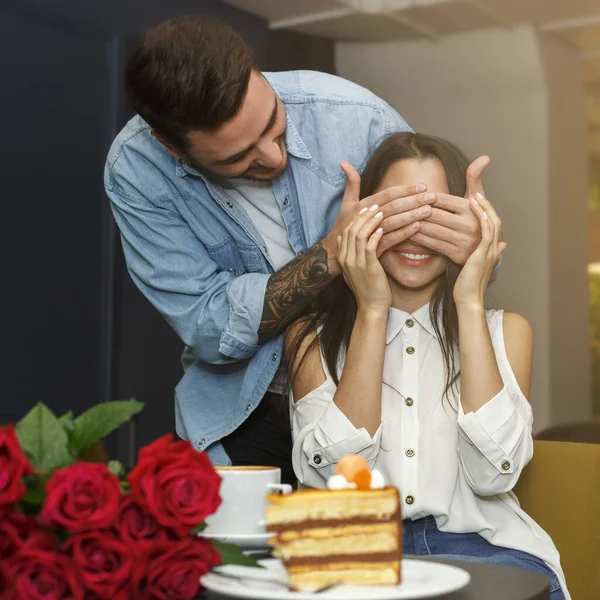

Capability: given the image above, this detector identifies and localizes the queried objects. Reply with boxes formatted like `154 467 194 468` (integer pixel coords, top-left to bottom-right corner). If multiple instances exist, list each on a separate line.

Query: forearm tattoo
258 242 332 342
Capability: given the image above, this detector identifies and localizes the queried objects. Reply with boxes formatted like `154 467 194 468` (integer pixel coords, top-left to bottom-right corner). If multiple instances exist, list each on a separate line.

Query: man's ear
151 130 184 158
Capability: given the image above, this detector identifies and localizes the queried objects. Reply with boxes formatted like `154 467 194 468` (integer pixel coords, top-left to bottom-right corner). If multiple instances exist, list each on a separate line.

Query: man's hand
410 156 494 265
323 162 438 272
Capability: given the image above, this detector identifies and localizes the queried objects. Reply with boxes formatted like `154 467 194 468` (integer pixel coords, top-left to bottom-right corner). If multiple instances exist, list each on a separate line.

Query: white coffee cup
203 466 292 535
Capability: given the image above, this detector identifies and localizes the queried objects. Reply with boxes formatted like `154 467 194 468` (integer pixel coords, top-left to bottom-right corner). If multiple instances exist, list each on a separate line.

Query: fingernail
359 207 368 215
411 222 420 232
369 204 379 212
483 212 488 220
471 197 479 207
476 192 485 201
416 183 427 193
374 211 383 219
376 228 383 234
424 192 436 201
418 206 431 216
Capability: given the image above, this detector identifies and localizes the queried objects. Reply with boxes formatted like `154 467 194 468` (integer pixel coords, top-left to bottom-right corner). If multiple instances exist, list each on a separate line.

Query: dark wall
268 30 336 74
0 0 334 463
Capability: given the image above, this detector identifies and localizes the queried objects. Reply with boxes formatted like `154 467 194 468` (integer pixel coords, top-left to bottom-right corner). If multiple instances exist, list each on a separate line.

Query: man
104 16 487 484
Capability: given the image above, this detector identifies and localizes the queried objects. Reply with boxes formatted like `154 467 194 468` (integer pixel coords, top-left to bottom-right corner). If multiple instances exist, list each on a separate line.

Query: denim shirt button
245 404 252 413
197 438 205 447
226 202 233 208
283 198 289 206
272 353 278 361
313 454 322 465
228 268 236 274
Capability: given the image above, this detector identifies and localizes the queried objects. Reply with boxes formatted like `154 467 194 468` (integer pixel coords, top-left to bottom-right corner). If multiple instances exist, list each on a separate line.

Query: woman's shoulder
284 318 330 400
501 311 533 344
484 310 533 358
485 309 532 332
283 318 319 365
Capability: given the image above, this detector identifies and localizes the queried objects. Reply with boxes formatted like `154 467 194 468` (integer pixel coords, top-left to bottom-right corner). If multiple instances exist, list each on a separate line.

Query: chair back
514 441 600 600
534 421 600 444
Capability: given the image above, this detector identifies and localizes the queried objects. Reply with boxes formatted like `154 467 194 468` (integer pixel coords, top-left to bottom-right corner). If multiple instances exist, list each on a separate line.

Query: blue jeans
403 517 565 600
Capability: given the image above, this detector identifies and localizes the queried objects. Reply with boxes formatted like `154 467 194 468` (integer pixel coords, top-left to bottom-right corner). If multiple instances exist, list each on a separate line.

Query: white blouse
290 304 569 598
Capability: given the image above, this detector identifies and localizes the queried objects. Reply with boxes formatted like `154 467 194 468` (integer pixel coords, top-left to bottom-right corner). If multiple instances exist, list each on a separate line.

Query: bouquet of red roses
0 401 255 600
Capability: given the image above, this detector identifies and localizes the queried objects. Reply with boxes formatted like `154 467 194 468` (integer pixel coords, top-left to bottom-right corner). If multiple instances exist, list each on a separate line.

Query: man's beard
185 133 288 183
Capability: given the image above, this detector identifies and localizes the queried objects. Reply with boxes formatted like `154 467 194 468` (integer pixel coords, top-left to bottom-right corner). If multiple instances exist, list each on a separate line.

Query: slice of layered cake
265 457 402 592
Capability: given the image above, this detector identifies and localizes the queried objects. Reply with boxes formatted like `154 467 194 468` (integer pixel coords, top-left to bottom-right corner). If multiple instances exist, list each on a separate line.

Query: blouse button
405 495 415 505
405 448 415 458
406 346 415 355
501 460 511 471
406 319 415 328
314 455 322 465
405 397 414 407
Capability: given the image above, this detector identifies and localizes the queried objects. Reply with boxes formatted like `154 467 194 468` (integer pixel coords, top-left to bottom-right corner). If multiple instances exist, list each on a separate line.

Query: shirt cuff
306 402 381 469
457 387 520 474
220 273 271 359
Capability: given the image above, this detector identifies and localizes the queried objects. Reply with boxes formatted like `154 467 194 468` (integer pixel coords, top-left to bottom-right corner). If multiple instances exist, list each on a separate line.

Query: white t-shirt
225 178 296 271
225 177 296 395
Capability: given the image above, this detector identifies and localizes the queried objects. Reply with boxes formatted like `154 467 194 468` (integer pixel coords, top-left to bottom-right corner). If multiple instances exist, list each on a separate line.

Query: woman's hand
453 193 507 309
337 205 391 314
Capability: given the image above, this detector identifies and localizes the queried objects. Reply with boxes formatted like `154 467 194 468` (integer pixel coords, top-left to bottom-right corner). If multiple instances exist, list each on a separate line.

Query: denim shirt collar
175 111 311 179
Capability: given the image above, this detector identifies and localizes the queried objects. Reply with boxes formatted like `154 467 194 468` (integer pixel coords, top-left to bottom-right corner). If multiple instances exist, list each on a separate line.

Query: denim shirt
104 71 411 465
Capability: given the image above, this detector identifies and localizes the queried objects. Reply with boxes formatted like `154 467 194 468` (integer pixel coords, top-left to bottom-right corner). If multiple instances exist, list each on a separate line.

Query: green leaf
19 474 48 508
58 411 75 434
69 400 144 456
108 460 125 478
191 522 207 535
15 403 74 471
209 540 263 568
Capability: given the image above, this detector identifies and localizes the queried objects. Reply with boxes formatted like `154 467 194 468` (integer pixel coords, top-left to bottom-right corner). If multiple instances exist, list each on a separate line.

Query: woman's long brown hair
287 132 470 403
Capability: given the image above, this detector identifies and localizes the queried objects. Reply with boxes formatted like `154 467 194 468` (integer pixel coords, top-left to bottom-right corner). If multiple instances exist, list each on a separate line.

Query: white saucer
200 532 273 550
202 558 471 599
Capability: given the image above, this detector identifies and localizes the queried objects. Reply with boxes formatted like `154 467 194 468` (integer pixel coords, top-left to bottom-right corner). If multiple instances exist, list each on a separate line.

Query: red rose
0 512 44 559
135 538 221 600
41 463 121 533
0 426 34 510
66 530 132 600
128 434 221 536
7 545 83 600
23 529 60 552
117 494 172 553
0 561 10 598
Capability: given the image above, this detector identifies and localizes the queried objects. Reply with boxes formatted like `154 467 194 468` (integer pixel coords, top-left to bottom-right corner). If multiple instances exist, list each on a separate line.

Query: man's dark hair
125 16 256 152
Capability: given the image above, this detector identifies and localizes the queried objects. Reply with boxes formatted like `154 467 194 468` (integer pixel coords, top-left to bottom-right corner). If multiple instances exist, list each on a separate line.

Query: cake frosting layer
266 487 399 527
266 510 400 532
285 552 401 567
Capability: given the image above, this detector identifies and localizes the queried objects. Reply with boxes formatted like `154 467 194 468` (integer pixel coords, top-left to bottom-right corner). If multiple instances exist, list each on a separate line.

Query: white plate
201 532 273 550
201 558 470 599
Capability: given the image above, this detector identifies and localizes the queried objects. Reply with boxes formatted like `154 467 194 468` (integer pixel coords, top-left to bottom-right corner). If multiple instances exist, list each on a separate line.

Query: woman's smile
393 246 438 267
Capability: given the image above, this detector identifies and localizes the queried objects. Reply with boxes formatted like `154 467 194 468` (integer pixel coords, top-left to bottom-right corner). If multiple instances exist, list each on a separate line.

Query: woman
284 132 569 599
